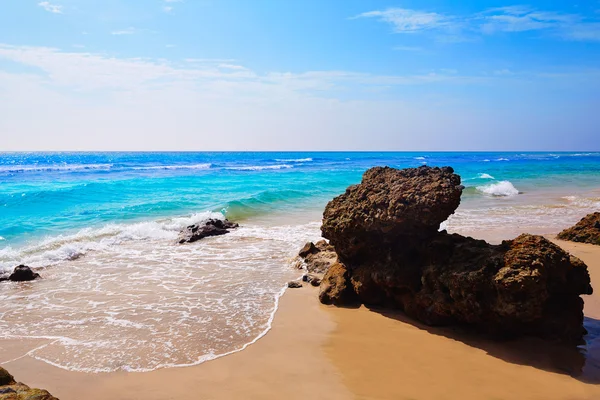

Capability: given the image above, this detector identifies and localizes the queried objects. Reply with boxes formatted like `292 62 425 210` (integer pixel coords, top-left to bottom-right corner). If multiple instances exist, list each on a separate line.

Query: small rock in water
288 281 303 289
8 265 40 282
178 218 239 244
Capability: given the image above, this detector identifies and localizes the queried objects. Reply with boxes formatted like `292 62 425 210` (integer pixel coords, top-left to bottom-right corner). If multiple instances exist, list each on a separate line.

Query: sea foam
476 181 520 196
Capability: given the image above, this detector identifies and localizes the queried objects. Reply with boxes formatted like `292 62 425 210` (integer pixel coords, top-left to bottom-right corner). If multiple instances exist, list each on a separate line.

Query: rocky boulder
178 219 239 244
319 166 593 342
297 240 337 275
0 367 58 400
322 166 462 260
4 265 40 282
557 212 600 245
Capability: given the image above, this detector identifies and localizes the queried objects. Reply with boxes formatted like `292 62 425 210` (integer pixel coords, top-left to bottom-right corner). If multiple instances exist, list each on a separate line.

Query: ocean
1 151 599 372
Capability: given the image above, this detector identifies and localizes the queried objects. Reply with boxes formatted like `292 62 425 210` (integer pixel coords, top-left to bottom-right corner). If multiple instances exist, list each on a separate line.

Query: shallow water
1 152 599 372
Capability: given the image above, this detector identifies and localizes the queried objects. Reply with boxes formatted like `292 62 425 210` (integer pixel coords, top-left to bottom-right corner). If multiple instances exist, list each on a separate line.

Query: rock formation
0 366 58 400
0 265 40 283
178 219 239 244
318 166 593 342
297 240 337 275
557 212 600 245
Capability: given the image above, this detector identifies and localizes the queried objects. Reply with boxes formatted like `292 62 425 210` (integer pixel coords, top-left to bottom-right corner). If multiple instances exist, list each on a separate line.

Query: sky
0 0 599 151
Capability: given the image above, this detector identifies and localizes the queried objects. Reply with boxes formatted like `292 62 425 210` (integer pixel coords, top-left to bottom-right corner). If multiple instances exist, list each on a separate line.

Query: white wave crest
476 181 520 197
131 163 212 171
496 158 510 161
0 164 113 173
414 156 426 160
274 158 312 162
226 165 293 171
0 212 223 272
478 173 495 179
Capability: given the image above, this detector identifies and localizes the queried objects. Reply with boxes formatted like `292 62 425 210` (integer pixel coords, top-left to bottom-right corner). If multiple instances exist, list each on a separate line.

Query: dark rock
288 281 303 289
298 242 318 258
298 240 337 275
0 368 15 386
318 262 357 305
319 166 593 342
8 265 40 282
309 277 321 287
178 218 239 244
322 166 463 261
0 367 58 400
557 212 600 246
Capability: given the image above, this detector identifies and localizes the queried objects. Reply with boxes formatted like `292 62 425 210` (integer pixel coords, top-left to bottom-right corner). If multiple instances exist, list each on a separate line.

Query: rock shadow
367 305 600 384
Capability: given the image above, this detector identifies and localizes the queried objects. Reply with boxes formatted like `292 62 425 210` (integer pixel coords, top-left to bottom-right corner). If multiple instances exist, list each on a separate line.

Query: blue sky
0 0 599 150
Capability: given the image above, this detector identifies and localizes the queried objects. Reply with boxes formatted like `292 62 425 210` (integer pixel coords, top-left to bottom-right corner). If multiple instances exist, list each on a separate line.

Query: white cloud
357 5 600 42
164 6 173 13
354 8 451 33
38 1 62 14
0 44 597 151
111 27 137 35
393 45 426 52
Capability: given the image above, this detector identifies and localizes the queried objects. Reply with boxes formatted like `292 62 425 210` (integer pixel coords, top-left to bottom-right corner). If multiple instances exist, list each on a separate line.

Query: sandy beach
0 236 599 400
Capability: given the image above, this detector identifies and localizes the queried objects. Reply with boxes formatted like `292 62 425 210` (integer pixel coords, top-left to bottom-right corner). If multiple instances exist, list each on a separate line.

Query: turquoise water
1 151 599 372
2 151 600 247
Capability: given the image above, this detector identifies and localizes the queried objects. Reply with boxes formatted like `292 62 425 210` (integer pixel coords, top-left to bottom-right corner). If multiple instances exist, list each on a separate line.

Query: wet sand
2 238 600 399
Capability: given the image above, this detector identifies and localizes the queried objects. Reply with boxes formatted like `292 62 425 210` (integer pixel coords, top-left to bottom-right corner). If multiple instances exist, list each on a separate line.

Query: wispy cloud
356 5 600 42
354 8 451 33
163 0 181 13
38 1 62 14
393 45 425 52
111 27 137 36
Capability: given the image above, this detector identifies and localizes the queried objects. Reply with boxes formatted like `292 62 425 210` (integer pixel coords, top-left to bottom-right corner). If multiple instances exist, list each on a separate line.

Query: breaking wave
476 181 520 197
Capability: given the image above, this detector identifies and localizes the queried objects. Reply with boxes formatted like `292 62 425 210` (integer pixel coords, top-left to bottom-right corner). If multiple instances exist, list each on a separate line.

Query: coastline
2 236 600 399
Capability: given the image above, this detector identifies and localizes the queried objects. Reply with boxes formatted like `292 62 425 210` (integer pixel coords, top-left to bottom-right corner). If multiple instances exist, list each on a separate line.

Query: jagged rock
178 219 239 244
288 281 303 289
557 212 600 245
298 240 337 275
7 265 40 282
322 166 462 260
319 166 593 342
0 367 58 400
0 368 14 386
318 262 356 306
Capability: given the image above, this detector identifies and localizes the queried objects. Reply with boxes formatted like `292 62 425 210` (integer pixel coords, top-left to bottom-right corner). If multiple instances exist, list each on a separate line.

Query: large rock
0 367 58 400
7 265 40 282
557 212 600 245
322 166 462 260
319 166 593 342
178 219 239 244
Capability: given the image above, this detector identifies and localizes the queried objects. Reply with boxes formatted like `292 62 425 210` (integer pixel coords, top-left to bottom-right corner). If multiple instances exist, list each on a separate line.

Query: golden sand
2 238 600 400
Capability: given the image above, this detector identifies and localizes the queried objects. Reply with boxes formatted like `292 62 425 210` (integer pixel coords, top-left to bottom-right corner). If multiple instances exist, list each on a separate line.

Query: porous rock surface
318 165 593 342
297 240 337 275
178 219 239 244
0 367 58 400
557 212 600 246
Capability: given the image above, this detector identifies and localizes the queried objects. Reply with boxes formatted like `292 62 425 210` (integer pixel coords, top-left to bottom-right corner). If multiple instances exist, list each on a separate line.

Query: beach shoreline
2 236 600 400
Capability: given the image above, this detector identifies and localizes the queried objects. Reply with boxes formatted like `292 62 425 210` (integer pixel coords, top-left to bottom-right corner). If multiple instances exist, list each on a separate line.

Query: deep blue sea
1 151 599 372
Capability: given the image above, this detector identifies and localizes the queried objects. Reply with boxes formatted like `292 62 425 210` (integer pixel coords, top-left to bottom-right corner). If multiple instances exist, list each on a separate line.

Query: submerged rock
319 165 593 342
178 218 239 244
7 265 40 282
0 367 58 400
557 212 600 246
